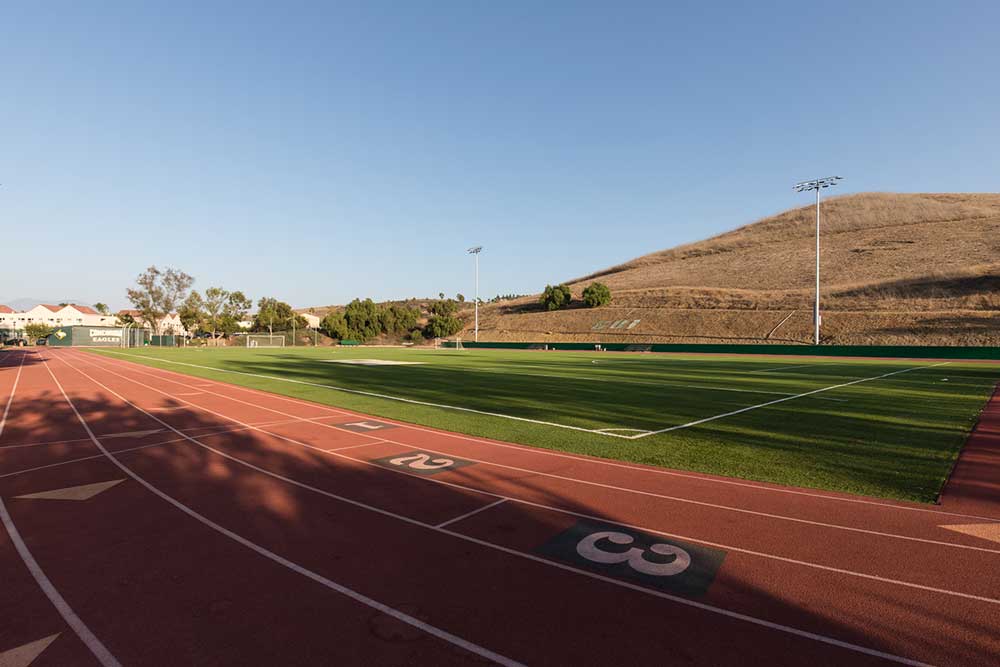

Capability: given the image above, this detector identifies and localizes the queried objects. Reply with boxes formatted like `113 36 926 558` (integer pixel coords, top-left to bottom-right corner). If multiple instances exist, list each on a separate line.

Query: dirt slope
473 193 1000 345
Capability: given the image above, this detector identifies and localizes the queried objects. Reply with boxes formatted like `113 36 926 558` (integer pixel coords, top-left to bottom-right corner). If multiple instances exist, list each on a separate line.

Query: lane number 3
389 453 456 470
576 531 691 576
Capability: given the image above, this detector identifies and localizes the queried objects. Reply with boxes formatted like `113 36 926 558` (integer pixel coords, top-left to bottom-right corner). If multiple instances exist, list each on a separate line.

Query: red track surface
1 348 998 666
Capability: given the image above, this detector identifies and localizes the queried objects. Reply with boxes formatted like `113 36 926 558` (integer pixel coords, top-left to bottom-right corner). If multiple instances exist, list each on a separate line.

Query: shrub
25 323 53 342
582 282 612 308
425 315 463 338
409 329 424 344
540 284 572 310
320 312 349 340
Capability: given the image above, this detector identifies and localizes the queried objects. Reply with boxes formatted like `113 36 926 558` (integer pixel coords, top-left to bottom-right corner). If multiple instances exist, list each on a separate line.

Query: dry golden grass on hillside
469 193 1000 345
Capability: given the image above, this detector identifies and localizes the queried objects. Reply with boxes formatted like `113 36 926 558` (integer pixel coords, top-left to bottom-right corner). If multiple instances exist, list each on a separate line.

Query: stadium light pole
467 246 483 342
793 176 843 345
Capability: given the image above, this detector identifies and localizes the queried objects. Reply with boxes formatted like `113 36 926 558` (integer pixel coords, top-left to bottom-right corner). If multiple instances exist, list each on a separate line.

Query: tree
425 315 463 338
178 291 205 333
582 282 612 308
456 294 465 303
94 303 110 315
116 311 135 326
25 323 53 342
126 266 194 334
320 312 349 340
438 292 445 300
540 284 572 311
343 298 382 341
430 299 458 317
254 297 306 333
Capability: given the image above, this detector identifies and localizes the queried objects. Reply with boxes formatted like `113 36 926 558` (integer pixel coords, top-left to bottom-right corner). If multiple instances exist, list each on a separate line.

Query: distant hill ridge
473 193 1000 345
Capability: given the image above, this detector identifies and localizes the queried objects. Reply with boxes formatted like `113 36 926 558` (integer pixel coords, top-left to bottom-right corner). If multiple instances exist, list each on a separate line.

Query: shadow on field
0 382 995 664
174 350 1000 502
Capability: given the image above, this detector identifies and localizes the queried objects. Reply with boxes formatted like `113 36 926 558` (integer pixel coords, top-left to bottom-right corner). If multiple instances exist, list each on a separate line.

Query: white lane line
0 497 121 666
42 356 525 667
0 349 27 439
101 351 633 438
326 439 388 453
78 353 1000 555
436 499 507 529
53 355 941 665
632 363 951 438
67 352 1000 608
83 350 1000 523
175 392 203 396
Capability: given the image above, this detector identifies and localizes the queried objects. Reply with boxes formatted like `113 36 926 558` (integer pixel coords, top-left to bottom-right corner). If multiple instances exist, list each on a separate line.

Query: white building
118 310 189 336
0 303 119 331
300 312 321 328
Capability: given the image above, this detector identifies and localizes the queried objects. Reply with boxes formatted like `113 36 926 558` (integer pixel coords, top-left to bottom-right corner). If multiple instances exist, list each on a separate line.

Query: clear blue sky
2 1 998 310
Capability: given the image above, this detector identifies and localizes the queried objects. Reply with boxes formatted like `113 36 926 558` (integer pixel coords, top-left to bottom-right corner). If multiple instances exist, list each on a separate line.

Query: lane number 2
576 531 691 577
389 453 456 471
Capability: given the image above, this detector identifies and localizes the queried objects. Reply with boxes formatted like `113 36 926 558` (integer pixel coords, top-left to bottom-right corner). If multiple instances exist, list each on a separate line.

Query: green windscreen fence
47 326 149 347
440 341 1000 360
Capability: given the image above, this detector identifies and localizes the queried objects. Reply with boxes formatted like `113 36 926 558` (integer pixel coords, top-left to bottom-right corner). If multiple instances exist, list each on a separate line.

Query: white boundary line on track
0 414 344 450
86 349 1000 523
66 352 1000 598
0 350 120 667
47 352 934 666
39 353 526 667
0 350 27 439
1 497 122 667
0 418 350 480
79 353 1000 549
436 498 508 529
103 351 943 441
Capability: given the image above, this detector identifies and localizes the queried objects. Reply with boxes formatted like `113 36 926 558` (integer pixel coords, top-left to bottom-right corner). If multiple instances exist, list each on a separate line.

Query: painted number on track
370 451 476 476
536 519 726 596
338 420 398 433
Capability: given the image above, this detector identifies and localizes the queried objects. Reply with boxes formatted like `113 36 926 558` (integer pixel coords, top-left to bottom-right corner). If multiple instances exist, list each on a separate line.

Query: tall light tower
467 246 482 342
793 176 843 345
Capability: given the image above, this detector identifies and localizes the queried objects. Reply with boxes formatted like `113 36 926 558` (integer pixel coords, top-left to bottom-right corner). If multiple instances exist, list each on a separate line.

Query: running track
1 348 998 666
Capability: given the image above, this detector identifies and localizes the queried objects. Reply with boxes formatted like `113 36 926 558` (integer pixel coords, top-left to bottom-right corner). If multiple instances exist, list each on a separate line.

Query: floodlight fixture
467 247 483 341
793 176 844 345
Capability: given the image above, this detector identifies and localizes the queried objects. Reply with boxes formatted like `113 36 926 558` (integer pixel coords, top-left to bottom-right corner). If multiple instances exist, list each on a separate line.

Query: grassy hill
473 193 1000 345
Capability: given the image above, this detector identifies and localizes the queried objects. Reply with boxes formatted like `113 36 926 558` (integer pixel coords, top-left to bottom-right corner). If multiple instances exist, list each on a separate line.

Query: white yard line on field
748 364 829 374
631 363 951 439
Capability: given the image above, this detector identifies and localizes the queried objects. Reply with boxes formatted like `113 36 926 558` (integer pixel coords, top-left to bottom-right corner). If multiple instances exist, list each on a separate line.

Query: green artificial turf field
90 346 1000 503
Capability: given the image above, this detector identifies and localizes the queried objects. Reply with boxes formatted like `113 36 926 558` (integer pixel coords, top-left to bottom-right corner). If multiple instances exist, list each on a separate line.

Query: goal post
246 334 285 348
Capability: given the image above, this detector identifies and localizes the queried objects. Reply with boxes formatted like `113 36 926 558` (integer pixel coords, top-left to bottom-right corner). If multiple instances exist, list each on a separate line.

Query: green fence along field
89 346 1000 503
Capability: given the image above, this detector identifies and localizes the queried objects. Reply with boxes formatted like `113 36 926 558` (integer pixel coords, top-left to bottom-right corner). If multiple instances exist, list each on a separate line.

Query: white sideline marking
0 497 121 666
52 355 941 665
105 352 631 438
102 351 863 439
436 499 507 528
41 356 525 667
0 350 27 439
86 350 1000 523
632 363 951 439
323 359 425 366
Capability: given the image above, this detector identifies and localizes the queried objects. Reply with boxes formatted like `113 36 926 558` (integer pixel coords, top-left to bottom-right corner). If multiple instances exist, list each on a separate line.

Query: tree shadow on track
3 392 996 665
